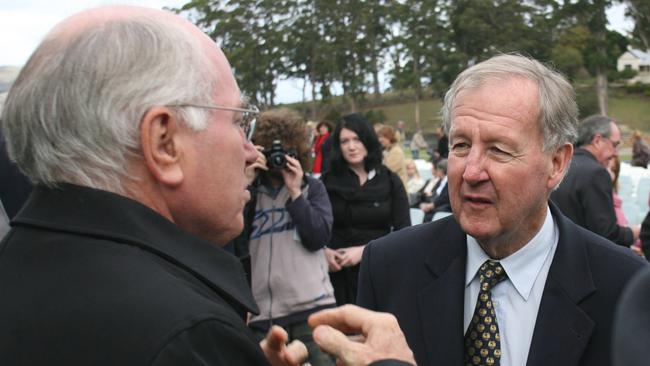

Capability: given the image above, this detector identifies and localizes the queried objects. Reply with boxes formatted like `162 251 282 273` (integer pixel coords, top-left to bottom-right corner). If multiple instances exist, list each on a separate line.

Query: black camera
264 140 297 170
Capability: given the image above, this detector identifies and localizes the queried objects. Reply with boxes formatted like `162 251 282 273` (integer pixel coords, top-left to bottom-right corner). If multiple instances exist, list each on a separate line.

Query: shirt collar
465 205 557 300
436 176 448 195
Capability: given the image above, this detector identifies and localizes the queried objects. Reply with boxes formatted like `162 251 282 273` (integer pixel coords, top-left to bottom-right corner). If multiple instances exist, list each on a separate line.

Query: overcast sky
0 1 636 104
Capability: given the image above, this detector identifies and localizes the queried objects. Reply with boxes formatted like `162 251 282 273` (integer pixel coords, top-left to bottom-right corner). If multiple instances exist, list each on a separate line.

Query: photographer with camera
232 108 336 366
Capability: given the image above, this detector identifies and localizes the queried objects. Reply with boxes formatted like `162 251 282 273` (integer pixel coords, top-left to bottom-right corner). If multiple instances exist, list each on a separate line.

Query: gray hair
1 15 216 193
441 54 578 153
576 115 614 147
435 158 448 175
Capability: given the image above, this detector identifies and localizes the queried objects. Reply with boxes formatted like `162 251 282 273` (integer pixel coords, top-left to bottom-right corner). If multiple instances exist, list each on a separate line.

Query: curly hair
252 108 310 170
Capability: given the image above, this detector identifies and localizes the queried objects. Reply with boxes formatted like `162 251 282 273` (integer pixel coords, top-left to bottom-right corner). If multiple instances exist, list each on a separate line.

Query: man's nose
244 140 258 165
462 149 489 185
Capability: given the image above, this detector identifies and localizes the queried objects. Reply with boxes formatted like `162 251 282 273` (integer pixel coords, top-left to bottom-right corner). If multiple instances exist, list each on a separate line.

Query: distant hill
0 66 21 93
0 66 21 114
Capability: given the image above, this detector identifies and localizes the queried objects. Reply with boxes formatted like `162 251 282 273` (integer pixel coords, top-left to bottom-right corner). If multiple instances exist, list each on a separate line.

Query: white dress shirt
464 206 558 366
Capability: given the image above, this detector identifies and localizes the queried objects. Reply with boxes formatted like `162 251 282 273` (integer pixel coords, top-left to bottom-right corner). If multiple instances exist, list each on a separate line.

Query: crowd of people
1 5 650 366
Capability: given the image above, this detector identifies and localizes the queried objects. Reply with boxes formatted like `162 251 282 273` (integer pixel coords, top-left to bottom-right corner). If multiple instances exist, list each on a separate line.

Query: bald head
52 6 221 57
2 5 238 193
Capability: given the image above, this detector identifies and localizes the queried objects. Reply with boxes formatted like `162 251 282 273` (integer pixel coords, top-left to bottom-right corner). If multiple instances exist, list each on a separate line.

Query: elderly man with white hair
0 6 415 366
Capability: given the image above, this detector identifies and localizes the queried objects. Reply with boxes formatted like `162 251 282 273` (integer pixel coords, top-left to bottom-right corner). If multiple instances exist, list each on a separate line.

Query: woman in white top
405 159 425 205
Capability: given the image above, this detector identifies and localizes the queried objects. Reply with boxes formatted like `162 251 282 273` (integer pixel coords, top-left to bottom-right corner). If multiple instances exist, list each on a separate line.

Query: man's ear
548 143 573 190
139 107 184 187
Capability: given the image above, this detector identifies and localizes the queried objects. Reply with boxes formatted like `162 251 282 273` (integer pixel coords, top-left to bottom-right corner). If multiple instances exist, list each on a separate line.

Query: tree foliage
174 0 640 117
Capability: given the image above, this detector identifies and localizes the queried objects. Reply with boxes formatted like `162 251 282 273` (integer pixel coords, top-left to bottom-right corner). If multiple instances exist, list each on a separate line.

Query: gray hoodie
248 176 335 324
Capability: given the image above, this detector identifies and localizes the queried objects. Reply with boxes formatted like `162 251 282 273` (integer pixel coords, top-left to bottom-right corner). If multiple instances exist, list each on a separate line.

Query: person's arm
308 305 415 366
581 168 634 246
389 171 411 230
286 177 333 252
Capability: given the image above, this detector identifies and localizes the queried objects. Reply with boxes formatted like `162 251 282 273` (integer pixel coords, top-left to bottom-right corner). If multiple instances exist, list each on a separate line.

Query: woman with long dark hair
321 113 411 305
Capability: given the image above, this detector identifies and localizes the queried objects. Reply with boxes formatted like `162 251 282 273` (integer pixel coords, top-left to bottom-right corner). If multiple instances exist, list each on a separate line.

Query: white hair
442 54 578 153
1 15 216 193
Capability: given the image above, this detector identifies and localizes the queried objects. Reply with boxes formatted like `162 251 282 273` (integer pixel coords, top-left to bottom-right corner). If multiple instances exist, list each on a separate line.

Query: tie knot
478 260 507 291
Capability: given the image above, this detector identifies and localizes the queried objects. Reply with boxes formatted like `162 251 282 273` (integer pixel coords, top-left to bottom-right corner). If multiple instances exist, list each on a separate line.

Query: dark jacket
613 267 650 366
641 211 650 259
0 129 33 218
550 148 634 246
321 165 410 305
411 178 451 223
436 135 449 160
357 202 647 366
0 184 268 365
322 165 410 249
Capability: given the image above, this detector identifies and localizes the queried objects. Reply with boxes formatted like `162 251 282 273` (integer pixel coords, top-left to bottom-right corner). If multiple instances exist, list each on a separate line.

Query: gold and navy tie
464 260 508 366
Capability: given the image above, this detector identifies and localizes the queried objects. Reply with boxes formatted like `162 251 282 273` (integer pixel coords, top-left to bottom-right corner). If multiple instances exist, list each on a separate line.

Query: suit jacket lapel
418 218 467 365
527 203 596 366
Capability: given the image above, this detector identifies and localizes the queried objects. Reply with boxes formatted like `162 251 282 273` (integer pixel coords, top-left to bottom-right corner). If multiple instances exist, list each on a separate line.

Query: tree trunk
413 52 422 131
592 1 609 116
349 97 358 113
269 82 276 107
372 52 380 96
596 69 608 116
414 98 421 132
310 75 318 120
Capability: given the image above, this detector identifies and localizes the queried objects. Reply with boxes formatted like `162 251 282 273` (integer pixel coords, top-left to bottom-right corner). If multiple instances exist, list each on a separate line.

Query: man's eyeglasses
168 103 259 141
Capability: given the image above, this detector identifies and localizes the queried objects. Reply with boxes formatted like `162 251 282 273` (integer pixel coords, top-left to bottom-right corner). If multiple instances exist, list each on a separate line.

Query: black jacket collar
574 147 598 163
12 183 259 316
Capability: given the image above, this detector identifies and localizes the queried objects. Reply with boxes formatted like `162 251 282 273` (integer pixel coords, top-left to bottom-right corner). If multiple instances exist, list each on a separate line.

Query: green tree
392 0 443 130
446 0 552 67
562 0 615 115
624 0 650 50
177 0 288 106
550 25 590 80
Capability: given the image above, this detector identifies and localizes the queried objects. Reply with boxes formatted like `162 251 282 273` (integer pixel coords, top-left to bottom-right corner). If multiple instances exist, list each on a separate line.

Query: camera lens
272 155 285 168
265 140 289 170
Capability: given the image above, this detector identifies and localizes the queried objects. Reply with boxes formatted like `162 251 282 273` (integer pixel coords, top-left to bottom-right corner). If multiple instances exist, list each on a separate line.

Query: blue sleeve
285 177 333 251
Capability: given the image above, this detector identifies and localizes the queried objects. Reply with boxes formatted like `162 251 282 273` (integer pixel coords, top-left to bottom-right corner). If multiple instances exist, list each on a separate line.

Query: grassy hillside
608 95 650 135
283 83 649 160
357 93 650 137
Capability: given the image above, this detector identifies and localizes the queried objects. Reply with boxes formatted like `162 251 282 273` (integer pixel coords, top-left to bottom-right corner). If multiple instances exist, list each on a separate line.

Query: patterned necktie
464 260 508 366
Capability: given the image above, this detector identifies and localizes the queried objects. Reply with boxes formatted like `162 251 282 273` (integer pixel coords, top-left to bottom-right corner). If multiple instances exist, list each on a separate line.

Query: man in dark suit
612 267 650 366
551 115 639 247
357 54 647 366
416 158 451 223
